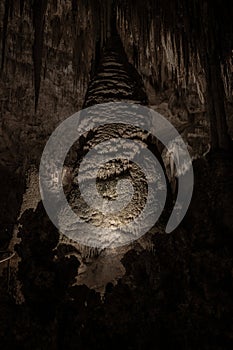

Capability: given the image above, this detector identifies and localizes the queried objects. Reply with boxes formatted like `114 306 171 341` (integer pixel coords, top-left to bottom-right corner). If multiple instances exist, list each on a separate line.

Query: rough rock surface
0 1 233 349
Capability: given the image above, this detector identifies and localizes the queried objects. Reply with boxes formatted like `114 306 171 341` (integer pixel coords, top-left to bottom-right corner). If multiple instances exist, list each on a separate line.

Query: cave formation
0 1 233 349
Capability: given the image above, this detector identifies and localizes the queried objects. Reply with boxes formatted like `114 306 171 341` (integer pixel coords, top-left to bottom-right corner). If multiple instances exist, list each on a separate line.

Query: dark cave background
0 1 233 349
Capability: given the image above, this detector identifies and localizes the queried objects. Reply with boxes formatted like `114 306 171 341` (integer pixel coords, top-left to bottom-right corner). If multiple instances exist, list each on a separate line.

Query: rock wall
0 0 99 172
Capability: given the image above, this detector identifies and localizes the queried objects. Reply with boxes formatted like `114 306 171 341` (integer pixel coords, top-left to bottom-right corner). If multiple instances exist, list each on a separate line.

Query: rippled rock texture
84 34 148 107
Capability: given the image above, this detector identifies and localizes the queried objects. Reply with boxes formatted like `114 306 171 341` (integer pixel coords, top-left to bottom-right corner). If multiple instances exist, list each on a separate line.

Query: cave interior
0 1 233 349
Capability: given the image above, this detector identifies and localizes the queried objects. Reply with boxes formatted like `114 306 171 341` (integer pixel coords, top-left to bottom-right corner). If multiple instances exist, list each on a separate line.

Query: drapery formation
116 0 233 150
1 0 233 150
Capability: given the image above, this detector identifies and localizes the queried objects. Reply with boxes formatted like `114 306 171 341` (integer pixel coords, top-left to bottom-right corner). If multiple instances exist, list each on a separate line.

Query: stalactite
70 0 102 94
222 60 232 99
8 0 14 19
1 0 10 71
51 14 61 48
20 0 25 16
71 0 79 87
72 0 78 14
32 0 48 112
115 0 233 151
117 0 233 101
